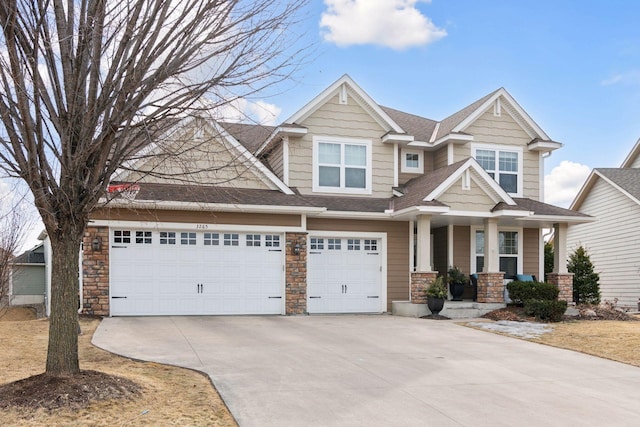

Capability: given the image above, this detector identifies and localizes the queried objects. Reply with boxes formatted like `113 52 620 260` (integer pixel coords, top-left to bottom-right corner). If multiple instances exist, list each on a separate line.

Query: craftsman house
80 74 588 316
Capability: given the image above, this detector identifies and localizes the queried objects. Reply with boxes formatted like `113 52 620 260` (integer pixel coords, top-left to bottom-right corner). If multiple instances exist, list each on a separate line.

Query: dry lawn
532 320 640 367
0 312 237 426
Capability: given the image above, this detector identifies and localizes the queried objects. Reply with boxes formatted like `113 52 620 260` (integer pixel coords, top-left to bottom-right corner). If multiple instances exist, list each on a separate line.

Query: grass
0 311 237 426
532 320 640 367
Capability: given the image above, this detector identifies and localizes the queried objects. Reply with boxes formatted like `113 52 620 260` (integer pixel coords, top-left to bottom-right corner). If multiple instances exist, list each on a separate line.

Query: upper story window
472 145 522 196
400 148 423 174
313 136 372 195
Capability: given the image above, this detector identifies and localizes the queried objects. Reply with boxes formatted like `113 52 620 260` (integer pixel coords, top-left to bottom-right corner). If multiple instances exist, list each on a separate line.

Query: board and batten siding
452 226 471 274
455 108 541 200
437 176 498 212
522 228 540 278
289 91 394 198
306 218 409 311
567 178 640 308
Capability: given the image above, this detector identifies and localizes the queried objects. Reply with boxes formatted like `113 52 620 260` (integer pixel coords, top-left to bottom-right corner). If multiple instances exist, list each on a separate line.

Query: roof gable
571 168 640 210
621 137 640 168
285 74 404 133
438 88 551 141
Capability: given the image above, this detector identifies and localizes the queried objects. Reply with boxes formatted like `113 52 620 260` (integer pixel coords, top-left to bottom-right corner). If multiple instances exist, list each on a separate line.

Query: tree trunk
45 229 84 376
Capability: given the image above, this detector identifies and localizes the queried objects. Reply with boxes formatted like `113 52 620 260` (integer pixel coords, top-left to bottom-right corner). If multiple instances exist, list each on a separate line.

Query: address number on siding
196 224 210 230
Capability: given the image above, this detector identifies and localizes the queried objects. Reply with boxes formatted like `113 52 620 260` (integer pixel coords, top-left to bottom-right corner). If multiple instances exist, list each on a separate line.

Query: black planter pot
449 282 465 301
427 296 445 315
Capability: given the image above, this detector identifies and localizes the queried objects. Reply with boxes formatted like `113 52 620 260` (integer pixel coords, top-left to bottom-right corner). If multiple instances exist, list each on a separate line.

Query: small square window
181 232 196 245
114 230 131 244
364 239 377 251
160 231 176 245
347 239 361 251
401 149 423 173
204 233 219 246
224 233 239 246
310 238 324 250
265 235 280 247
246 234 261 247
328 238 341 250
135 231 152 244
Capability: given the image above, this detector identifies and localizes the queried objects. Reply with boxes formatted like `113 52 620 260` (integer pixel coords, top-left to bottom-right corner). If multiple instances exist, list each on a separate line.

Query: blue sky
253 0 640 207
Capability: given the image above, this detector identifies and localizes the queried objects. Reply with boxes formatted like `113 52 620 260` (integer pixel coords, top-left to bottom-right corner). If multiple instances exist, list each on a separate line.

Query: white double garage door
109 228 385 316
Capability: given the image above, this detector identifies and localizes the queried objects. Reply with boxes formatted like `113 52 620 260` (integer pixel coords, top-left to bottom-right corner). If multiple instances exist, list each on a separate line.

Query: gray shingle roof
379 106 437 142
493 198 591 217
392 160 468 211
596 168 640 202
218 122 275 154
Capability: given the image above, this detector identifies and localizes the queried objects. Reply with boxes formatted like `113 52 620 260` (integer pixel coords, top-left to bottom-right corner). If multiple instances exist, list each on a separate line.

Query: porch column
411 215 437 303
549 223 573 302
416 214 432 272
483 218 499 272
477 218 504 303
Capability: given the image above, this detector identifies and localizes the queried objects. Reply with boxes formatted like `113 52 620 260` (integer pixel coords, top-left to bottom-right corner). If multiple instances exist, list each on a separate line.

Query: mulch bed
482 303 639 322
0 370 141 411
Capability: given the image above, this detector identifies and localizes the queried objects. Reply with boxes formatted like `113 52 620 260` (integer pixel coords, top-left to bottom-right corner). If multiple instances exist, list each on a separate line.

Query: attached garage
109 228 285 315
307 233 386 314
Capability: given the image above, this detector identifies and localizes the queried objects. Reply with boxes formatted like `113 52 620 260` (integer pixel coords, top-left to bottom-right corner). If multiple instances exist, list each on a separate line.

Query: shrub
506 281 559 306
524 300 567 322
425 276 447 299
567 246 601 304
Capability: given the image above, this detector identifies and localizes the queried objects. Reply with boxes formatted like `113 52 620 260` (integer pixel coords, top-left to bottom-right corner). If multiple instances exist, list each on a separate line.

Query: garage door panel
109 229 284 316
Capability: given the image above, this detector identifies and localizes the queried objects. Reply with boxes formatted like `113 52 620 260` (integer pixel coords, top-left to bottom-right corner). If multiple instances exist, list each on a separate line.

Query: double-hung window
474 230 520 279
313 137 371 194
473 145 521 195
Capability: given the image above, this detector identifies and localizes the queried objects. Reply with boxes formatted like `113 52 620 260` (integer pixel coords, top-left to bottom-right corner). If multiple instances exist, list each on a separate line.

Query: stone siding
410 272 438 304
477 272 505 303
82 226 110 316
285 232 308 314
547 273 574 302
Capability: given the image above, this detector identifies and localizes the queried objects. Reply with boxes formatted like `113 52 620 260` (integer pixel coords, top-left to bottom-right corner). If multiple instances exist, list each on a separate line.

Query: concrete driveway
93 315 640 427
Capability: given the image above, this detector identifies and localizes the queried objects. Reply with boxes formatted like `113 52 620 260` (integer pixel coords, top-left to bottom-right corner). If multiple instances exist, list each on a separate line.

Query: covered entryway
307 234 385 313
109 229 284 315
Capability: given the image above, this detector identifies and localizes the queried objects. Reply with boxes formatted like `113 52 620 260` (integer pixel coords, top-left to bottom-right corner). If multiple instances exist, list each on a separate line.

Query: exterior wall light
92 237 102 251
293 243 301 255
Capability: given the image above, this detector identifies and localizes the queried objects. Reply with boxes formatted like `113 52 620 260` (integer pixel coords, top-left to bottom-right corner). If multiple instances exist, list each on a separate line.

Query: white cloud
601 69 640 86
544 161 592 208
320 0 446 50
214 98 281 125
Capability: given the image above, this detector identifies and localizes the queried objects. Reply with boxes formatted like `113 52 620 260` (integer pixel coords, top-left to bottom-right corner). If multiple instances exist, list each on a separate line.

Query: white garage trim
307 231 387 313
92 219 305 233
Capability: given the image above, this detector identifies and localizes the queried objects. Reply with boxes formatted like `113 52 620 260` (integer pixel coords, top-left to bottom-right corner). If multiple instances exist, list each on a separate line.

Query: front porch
392 300 506 319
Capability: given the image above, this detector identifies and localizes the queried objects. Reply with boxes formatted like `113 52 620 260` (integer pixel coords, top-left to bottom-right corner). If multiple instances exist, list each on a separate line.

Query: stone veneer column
547 273 574 302
476 272 505 303
82 226 110 316
285 232 308 314
410 272 437 304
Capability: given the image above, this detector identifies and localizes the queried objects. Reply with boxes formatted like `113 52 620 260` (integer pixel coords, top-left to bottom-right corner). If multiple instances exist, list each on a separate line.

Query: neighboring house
80 74 588 317
10 243 46 306
567 139 640 309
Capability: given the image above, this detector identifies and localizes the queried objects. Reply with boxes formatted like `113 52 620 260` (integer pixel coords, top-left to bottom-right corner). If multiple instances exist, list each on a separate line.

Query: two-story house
81 75 589 316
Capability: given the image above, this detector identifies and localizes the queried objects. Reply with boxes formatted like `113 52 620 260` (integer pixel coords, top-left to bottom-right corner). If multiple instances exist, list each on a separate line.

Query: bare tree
0 0 308 376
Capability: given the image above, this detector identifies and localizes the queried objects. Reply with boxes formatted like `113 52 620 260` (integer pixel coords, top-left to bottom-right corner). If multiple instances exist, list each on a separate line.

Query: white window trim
400 148 424 174
471 143 523 197
312 136 372 195
470 226 523 275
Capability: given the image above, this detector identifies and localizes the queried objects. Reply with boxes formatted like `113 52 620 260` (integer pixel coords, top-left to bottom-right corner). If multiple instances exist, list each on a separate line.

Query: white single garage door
109 229 284 315
307 236 384 313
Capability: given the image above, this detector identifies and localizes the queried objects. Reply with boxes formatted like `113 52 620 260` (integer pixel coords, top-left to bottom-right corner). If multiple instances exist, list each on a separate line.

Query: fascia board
390 205 450 218
255 125 308 156
569 169 597 211
518 215 596 225
593 170 640 208
382 133 414 144
102 199 325 214
621 137 640 167
528 140 563 152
